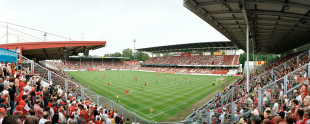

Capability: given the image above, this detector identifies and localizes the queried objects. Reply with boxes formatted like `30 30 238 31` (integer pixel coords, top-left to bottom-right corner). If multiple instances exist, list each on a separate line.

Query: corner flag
150 108 153 115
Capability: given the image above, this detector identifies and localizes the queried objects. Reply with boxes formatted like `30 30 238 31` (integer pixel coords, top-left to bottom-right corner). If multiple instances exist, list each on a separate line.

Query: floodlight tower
133 39 136 61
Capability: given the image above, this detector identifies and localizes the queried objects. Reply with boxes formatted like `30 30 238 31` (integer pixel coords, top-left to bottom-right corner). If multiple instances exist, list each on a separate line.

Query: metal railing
185 50 310 123
20 56 153 124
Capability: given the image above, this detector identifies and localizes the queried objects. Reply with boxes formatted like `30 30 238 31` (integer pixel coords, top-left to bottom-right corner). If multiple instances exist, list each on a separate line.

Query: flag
150 108 153 112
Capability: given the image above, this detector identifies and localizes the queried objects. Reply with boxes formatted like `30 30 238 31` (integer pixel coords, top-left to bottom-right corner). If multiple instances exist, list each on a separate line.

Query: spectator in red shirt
19 79 26 92
80 106 88 120
34 99 43 119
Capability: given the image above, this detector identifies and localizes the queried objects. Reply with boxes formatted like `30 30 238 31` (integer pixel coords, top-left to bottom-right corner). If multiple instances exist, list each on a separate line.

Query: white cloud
0 0 229 55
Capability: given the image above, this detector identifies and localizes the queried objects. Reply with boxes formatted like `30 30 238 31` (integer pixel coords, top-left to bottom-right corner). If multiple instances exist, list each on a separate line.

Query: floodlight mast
242 0 250 93
133 39 136 61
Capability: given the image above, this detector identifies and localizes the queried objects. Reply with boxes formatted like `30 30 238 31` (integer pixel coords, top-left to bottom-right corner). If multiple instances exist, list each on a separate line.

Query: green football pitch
66 70 237 122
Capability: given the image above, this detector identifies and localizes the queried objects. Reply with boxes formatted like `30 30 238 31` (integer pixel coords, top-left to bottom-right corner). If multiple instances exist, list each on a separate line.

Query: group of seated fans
190 51 310 124
46 56 237 75
143 55 239 66
46 59 134 71
0 60 132 124
138 67 234 75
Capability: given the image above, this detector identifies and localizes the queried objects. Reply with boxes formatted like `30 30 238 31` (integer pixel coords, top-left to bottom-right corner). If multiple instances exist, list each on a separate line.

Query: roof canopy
0 41 106 60
184 0 310 54
137 41 238 53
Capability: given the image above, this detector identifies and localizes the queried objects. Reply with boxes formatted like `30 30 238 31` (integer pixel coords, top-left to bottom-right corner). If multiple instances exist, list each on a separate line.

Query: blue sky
0 0 229 56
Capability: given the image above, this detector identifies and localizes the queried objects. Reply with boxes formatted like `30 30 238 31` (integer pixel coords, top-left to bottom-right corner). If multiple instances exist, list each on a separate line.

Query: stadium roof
137 41 238 53
184 0 310 54
0 41 106 60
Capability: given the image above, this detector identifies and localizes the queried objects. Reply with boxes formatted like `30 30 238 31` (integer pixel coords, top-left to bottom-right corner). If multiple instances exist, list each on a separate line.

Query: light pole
43 32 47 41
133 39 136 61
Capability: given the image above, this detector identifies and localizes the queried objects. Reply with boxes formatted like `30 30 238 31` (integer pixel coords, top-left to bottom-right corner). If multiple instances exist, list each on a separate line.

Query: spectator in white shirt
219 111 226 123
272 99 279 115
39 111 50 124
3 76 10 87
296 92 303 106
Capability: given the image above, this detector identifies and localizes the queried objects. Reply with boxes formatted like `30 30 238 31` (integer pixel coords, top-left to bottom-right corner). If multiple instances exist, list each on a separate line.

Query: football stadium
0 0 310 124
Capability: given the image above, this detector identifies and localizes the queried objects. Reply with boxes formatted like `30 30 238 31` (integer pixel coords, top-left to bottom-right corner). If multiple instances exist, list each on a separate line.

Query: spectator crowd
143 55 239 66
0 60 134 124
139 67 235 75
189 51 310 124
46 59 135 71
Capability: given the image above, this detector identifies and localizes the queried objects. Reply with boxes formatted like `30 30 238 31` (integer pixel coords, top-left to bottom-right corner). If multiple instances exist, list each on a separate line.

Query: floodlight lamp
284 4 289 10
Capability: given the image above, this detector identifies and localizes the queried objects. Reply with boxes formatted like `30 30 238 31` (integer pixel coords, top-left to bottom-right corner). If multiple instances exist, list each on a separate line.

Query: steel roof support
242 0 250 93
246 24 250 93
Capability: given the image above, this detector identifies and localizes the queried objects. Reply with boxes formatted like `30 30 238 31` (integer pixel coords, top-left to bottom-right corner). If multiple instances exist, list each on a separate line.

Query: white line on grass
72 73 154 118
69 71 226 119
150 81 223 118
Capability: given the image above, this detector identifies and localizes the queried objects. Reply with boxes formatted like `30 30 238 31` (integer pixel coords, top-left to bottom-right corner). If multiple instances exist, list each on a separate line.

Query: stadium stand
0 56 148 124
44 58 135 71
139 67 212 74
186 50 310 124
144 55 239 66
43 55 239 75
141 55 239 75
